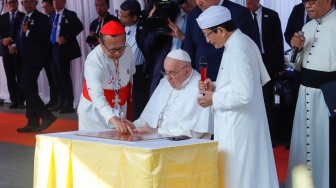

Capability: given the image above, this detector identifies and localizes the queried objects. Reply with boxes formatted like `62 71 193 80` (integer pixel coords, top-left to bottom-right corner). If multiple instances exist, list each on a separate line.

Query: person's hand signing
109 116 133 135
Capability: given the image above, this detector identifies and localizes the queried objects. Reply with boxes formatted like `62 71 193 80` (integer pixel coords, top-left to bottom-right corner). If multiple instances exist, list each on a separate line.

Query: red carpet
0 112 289 182
274 146 289 182
0 112 78 146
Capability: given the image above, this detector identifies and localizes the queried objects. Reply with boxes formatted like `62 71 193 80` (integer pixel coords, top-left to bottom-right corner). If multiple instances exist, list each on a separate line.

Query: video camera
148 0 184 34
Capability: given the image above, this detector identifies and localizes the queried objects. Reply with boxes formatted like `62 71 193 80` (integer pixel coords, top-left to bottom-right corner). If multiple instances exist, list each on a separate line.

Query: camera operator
86 0 120 49
137 0 197 95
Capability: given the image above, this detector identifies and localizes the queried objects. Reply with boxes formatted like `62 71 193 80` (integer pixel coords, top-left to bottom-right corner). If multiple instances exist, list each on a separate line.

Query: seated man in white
124 49 212 138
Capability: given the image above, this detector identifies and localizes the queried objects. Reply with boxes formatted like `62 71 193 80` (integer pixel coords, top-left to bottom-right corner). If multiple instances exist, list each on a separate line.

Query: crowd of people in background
0 0 335 188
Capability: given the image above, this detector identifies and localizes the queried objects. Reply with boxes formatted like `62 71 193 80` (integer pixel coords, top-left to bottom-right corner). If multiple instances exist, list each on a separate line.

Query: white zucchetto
196 6 232 29
167 49 191 62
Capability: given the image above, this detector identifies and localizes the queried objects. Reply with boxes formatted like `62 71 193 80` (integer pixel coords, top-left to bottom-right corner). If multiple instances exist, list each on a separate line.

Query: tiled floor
0 103 285 188
0 142 35 188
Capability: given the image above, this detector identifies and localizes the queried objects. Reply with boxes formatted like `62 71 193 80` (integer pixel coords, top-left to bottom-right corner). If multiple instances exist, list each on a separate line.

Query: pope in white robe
125 49 212 138
78 21 135 132
196 6 279 188
286 5 336 188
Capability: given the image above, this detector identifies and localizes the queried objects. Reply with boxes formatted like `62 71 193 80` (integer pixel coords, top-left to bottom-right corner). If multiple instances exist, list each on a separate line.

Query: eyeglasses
302 0 317 5
102 43 127 53
204 27 217 38
161 66 188 77
118 14 129 20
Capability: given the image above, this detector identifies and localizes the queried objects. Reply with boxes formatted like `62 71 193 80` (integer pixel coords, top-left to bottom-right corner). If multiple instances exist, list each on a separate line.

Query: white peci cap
196 6 232 29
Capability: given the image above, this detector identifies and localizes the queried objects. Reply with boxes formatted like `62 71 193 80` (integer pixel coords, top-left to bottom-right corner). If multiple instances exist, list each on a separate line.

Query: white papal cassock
78 44 135 130
213 29 278 188
133 70 213 138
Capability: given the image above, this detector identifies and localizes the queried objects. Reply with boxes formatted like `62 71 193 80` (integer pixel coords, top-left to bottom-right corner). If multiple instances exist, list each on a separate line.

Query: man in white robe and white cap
77 21 135 134
196 6 278 188
124 49 212 139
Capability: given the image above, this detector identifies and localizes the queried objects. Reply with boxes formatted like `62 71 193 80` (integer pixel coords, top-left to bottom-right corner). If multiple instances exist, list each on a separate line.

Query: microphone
290 31 304 63
199 56 207 81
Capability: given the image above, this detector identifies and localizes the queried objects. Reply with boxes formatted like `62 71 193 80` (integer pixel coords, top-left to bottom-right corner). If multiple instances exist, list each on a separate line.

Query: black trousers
261 54 278 142
283 70 301 146
262 80 275 140
51 44 74 109
2 54 24 105
132 64 150 121
19 60 54 125
44 57 57 104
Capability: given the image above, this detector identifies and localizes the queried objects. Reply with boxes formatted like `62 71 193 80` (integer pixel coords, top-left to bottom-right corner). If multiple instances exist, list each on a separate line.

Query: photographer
86 0 120 49
136 0 196 95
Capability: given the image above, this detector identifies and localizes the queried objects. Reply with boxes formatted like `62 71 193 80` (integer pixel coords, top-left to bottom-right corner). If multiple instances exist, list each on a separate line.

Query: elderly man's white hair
166 49 191 62
196 6 232 29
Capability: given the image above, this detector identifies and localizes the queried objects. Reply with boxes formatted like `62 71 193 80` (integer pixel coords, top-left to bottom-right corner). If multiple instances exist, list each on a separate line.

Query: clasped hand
290 32 305 52
197 78 214 108
2 37 11 46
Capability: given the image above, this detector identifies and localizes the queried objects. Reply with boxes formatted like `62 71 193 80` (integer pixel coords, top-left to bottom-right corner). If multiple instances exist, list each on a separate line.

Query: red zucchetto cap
100 21 125 35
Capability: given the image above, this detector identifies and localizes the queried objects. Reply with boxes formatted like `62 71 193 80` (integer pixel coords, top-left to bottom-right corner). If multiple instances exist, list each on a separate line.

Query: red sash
82 79 132 120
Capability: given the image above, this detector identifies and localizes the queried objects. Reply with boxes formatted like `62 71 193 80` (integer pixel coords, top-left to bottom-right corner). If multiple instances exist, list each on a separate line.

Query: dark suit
260 7 284 75
257 7 284 142
89 13 119 35
50 8 83 110
145 33 173 95
136 0 176 95
0 11 25 106
18 10 54 125
183 0 260 81
88 13 119 49
40 11 57 107
284 3 305 47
